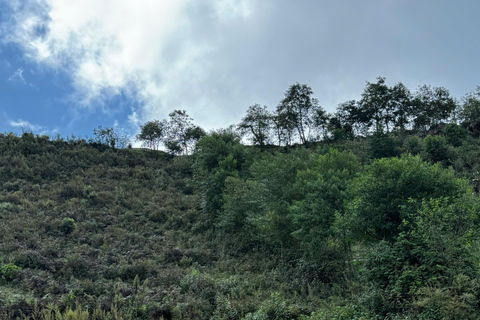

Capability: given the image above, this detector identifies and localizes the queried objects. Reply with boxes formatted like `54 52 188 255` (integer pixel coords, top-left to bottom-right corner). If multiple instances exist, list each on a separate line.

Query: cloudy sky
0 0 479 139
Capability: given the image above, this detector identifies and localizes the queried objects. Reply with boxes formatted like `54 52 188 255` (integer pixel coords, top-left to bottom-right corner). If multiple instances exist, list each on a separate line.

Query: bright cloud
10 119 44 131
4 0 479 138
1 0 255 130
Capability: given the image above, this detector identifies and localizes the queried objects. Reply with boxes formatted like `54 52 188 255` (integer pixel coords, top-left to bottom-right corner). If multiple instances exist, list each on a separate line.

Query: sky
0 0 479 141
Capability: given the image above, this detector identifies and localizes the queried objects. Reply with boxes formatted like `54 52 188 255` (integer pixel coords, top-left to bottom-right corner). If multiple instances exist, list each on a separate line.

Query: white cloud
3 0 189 109
10 119 44 131
8 68 26 84
8 0 473 136
9 118 59 136
1 0 259 131
2 0 250 127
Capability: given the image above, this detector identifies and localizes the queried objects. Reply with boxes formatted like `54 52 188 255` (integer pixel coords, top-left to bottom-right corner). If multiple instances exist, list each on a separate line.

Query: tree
136 120 167 150
344 155 469 242
185 125 206 152
238 104 272 148
424 135 450 163
459 87 480 137
312 108 330 140
165 110 204 155
272 112 293 146
368 127 397 159
413 85 456 135
330 100 357 139
91 126 130 149
193 131 250 217
289 149 360 258
357 77 413 133
276 83 324 144
358 77 391 132
390 82 414 131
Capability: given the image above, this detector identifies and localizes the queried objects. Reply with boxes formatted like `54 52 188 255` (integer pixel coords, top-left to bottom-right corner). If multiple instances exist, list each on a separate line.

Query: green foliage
301 304 371 320
246 149 310 247
194 131 251 216
60 218 76 234
290 149 360 257
218 176 257 237
361 195 480 317
404 136 423 155
3 87 480 319
165 110 205 155
136 119 167 150
0 263 21 281
443 123 468 147
413 85 456 134
91 126 130 149
239 104 272 148
275 82 325 144
460 87 480 136
368 128 397 159
424 134 450 163
344 155 468 241
242 293 293 320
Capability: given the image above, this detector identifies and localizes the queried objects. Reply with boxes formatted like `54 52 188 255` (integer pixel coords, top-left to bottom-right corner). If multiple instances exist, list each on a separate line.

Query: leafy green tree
247 149 310 248
459 87 480 137
276 83 325 144
193 132 251 217
329 101 357 139
443 123 468 147
413 85 456 135
289 149 361 258
424 135 450 163
390 82 414 131
165 140 183 155
312 108 330 141
166 110 204 155
238 104 272 148
185 125 206 152
368 127 397 159
345 155 469 242
136 119 167 150
60 218 76 234
359 77 391 132
362 195 480 315
404 135 423 155
357 77 413 134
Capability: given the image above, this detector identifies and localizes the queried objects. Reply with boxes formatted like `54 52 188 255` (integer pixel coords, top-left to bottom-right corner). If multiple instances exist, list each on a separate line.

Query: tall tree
166 110 203 155
390 82 413 131
276 83 323 144
238 104 272 148
359 77 390 132
459 87 480 136
334 100 362 136
413 85 456 135
136 120 167 150
352 78 413 134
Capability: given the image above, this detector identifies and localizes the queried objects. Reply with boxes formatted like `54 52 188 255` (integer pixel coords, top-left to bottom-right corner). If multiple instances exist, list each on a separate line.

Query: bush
404 136 423 155
242 293 293 320
369 130 397 159
0 263 21 281
60 218 76 234
424 135 450 163
443 124 468 147
344 155 469 241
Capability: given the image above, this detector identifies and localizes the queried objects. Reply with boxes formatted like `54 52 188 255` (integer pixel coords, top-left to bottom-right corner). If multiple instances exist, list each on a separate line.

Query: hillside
1 126 480 319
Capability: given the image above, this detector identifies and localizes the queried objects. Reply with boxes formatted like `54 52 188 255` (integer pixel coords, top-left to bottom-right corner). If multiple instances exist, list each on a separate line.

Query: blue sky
1 0 480 141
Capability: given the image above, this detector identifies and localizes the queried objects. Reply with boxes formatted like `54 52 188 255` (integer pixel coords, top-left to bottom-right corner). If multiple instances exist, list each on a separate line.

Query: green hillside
1 80 480 319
